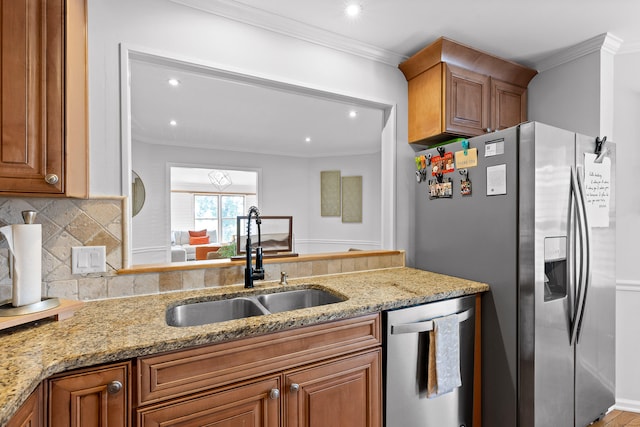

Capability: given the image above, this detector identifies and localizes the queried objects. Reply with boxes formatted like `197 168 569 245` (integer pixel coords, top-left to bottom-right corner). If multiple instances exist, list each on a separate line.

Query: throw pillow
189 235 210 245
189 229 207 237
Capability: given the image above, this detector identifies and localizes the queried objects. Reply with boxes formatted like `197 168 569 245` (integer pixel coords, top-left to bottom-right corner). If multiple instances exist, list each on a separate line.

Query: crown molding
533 33 623 72
169 0 407 66
617 279 640 292
617 40 640 55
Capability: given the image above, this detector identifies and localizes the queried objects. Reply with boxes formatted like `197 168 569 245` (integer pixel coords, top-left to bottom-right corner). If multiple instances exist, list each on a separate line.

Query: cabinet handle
484 128 493 133
45 174 59 185
290 383 300 392
107 380 123 394
269 388 280 399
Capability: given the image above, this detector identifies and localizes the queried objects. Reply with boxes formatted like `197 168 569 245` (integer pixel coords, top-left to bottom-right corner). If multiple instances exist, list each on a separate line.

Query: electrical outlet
72 246 106 274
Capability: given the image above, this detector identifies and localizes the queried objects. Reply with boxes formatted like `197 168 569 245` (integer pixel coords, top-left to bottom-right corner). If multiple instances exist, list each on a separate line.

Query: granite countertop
0 267 488 425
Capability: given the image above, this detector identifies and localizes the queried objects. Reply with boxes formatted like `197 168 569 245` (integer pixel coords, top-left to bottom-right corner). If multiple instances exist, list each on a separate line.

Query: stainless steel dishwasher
383 295 476 427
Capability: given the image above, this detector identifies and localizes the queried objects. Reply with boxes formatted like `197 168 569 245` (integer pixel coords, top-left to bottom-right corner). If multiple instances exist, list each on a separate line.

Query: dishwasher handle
390 308 473 335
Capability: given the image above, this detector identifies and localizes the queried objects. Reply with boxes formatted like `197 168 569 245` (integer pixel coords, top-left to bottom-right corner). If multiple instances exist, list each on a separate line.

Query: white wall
88 0 411 258
132 141 308 263
528 52 602 137
613 51 640 412
132 141 382 263
528 34 617 139
301 152 382 253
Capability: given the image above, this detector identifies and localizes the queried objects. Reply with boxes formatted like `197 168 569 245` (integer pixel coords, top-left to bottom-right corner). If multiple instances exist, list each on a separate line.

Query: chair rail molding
616 279 640 292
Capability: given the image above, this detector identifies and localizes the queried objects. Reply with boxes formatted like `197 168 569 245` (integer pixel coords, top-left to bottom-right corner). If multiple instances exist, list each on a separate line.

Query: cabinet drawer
138 313 380 405
138 376 280 427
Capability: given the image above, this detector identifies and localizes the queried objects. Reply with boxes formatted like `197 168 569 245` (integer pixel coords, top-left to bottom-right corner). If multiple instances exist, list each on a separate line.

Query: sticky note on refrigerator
486 164 507 196
455 148 478 168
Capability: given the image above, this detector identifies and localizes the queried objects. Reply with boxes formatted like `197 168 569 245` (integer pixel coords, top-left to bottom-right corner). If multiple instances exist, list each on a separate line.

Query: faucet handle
280 271 288 285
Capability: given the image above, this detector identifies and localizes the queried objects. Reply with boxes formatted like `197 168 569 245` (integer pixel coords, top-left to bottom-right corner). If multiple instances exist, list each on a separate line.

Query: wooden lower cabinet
137 349 381 427
47 361 131 427
136 314 382 427
285 349 381 427
137 376 281 427
6 384 43 427
6 314 381 426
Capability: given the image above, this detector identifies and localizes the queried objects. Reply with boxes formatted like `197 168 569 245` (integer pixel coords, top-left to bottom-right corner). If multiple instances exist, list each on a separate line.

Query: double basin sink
166 287 346 327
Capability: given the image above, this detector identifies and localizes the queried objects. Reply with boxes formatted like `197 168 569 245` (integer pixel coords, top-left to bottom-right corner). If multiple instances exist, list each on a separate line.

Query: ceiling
130 57 386 158
188 0 640 64
131 0 640 159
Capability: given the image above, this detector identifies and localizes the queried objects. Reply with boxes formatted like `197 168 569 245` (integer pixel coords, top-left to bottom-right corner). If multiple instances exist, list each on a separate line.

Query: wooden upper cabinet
445 64 491 137
0 0 88 196
491 78 528 131
400 37 537 145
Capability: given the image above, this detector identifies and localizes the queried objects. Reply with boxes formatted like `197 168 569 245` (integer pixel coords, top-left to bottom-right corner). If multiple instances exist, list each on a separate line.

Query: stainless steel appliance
413 122 616 427
384 295 477 427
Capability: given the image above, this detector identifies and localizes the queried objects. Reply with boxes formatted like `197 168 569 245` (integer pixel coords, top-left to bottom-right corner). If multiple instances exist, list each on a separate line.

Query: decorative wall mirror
131 171 146 217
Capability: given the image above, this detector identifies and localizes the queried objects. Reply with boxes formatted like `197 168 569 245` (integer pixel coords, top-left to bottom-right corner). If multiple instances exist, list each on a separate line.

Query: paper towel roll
0 224 42 307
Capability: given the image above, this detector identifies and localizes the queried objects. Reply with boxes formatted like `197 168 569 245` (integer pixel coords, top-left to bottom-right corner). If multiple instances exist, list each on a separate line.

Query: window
194 195 246 243
171 167 258 245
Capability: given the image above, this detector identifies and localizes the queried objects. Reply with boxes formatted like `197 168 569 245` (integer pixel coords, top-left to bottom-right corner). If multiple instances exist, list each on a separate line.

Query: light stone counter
0 267 488 426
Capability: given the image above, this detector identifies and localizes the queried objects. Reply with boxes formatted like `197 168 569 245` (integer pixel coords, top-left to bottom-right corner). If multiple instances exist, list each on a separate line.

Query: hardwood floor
591 410 640 426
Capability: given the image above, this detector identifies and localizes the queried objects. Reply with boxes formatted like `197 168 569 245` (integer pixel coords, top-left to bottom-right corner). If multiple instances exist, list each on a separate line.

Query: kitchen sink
256 288 345 313
166 297 268 327
166 288 346 327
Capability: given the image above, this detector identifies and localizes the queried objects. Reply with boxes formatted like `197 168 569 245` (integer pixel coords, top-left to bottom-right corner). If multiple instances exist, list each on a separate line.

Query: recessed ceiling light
305 137 311 143
349 110 358 118
169 120 177 126
168 78 180 86
345 3 362 18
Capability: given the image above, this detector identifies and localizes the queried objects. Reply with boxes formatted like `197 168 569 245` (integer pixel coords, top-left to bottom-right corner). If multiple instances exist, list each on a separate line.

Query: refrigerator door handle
567 179 577 329
570 166 591 346
390 308 473 335
573 166 592 344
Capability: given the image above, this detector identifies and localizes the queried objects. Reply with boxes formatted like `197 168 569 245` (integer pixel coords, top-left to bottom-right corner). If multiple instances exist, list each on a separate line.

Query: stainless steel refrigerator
414 122 615 427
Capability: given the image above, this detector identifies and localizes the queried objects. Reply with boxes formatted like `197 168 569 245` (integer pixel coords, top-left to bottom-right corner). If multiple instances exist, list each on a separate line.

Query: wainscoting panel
615 280 640 413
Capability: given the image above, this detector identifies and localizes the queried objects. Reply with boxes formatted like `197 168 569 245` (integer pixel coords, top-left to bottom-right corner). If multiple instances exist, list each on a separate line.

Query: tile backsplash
0 197 404 301
0 197 123 301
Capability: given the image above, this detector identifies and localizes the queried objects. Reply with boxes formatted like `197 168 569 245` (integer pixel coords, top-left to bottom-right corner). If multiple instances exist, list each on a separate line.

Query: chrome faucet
244 206 264 288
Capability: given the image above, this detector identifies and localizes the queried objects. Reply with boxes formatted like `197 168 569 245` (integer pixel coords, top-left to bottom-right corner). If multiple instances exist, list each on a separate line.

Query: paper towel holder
0 297 61 317
0 210 61 317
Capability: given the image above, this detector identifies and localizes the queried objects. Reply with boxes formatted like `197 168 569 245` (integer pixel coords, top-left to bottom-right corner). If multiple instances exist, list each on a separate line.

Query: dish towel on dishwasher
427 313 462 398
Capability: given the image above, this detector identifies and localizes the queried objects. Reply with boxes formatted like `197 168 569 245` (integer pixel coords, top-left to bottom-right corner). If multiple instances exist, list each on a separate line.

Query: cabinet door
138 376 280 427
7 384 43 427
0 0 65 194
285 350 381 427
444 64 490 137
48 362 130 427
491 78 527 131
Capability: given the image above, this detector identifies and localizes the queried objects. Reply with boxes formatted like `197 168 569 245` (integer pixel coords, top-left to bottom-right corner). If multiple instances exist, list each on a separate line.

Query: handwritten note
455 148 478 168
583 152 611 228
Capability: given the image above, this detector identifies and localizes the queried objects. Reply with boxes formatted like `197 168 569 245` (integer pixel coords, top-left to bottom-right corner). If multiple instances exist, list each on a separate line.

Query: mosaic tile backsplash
0 198 403 301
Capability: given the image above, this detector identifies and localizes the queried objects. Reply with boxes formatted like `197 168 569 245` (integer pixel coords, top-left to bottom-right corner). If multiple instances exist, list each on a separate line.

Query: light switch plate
72 246 106 274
